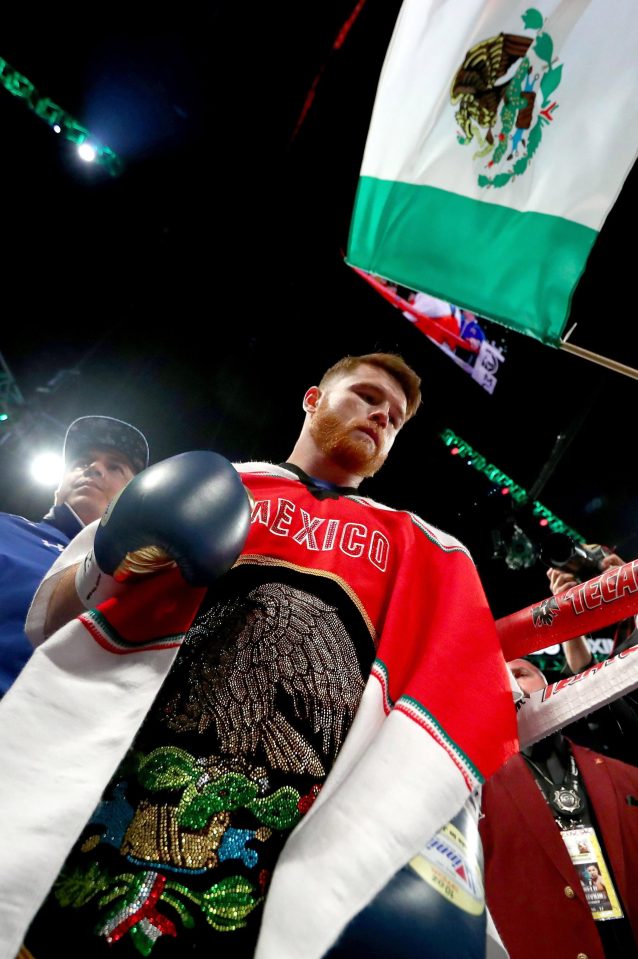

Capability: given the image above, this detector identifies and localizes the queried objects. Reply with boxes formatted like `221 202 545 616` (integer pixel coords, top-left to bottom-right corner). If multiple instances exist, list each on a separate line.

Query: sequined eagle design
164 582 366 777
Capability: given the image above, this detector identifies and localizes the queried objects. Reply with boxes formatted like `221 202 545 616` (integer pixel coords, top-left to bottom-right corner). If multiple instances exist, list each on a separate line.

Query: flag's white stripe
360 0 638 228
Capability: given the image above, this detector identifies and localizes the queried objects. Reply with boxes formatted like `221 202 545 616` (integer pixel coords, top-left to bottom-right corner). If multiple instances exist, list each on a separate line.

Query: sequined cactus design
119 746 302 871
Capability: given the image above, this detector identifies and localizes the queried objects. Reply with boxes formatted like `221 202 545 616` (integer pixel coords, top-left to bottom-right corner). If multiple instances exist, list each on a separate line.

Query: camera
540 533 607 577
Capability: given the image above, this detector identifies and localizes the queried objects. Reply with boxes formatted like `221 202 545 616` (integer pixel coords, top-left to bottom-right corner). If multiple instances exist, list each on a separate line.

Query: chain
523 752 585 827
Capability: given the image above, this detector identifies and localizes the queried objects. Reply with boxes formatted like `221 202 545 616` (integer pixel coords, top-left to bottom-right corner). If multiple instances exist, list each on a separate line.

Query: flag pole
559 340 638 381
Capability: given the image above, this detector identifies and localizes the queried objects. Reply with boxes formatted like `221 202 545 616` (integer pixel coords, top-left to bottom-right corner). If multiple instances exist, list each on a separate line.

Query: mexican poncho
0 463 518 959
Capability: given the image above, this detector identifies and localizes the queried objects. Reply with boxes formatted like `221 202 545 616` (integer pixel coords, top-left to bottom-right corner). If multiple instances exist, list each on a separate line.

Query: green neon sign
0 57 122 175
440 428 586 543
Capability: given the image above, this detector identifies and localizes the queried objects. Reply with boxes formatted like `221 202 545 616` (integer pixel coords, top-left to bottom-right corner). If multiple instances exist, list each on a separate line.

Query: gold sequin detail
121 803 230 870
165 582 365 776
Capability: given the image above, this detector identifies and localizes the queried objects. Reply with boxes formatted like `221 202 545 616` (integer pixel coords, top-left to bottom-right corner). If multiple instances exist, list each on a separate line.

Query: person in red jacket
480 658 638 959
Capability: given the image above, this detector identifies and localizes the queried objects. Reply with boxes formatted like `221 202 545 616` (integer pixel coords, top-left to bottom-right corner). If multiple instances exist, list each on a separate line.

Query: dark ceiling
1 2 637 620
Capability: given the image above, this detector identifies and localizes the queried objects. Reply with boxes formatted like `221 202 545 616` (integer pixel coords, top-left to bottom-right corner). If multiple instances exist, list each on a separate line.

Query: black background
1 2 636 619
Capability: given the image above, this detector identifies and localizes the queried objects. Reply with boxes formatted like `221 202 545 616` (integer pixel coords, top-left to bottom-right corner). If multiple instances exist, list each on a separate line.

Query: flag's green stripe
346 177 598 346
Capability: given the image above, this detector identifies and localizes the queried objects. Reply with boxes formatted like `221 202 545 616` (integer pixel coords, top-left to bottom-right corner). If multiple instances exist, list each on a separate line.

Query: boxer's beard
310 409 386 478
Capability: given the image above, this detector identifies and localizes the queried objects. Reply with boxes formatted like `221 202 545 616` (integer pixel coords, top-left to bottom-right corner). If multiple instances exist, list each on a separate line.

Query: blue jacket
0 504 82 695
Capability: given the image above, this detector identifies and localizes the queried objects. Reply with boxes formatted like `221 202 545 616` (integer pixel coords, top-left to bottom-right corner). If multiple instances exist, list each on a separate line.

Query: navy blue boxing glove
75 451 252 607
325 799 487 959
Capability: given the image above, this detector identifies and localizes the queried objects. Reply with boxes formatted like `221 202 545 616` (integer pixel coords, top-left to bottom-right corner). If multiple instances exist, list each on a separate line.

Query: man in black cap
0 415 149 696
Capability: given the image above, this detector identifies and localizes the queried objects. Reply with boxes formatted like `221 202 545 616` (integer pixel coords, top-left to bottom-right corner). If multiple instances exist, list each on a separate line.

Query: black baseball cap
63 416 149 475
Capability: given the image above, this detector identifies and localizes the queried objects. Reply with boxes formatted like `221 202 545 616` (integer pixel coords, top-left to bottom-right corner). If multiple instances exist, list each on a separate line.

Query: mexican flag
346 0 638 346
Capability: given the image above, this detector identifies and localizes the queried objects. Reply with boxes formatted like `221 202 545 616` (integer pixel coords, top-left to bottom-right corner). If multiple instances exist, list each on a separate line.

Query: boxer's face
307 363 407 479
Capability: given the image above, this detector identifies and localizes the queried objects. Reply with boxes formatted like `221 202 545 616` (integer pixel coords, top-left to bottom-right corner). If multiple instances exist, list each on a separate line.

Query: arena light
30 452 64 487
77 142 97 163
0 57 122 175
